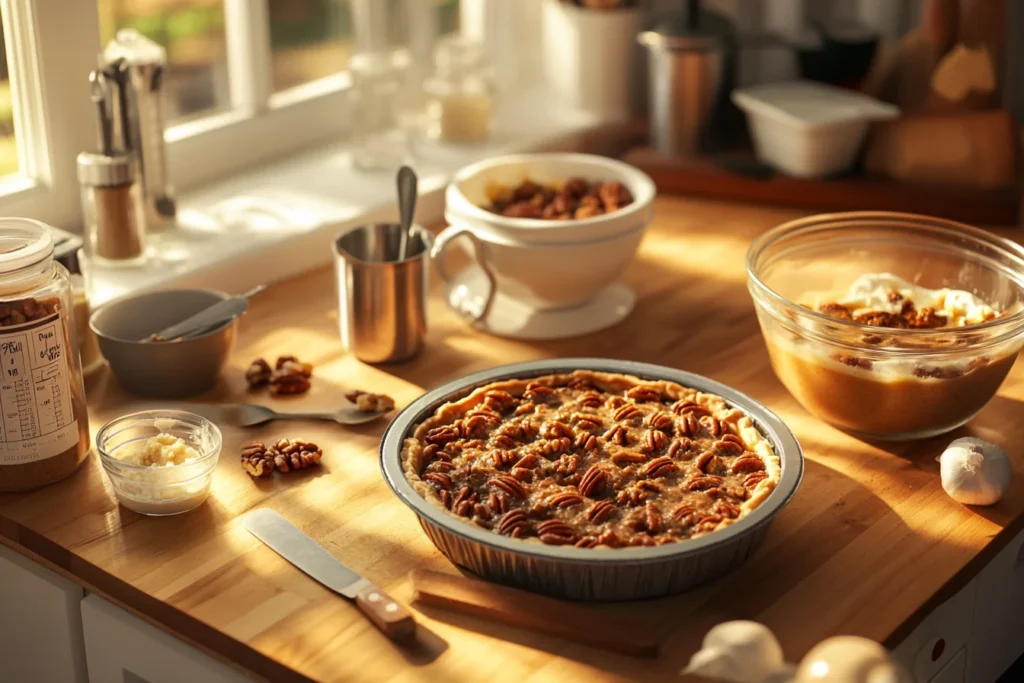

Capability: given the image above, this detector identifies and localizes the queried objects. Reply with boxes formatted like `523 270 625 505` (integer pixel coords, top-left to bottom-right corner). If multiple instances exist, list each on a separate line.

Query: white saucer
446 268 636 340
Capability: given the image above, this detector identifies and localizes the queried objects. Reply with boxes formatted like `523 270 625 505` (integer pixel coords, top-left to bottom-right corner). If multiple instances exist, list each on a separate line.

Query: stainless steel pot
380 358 804 602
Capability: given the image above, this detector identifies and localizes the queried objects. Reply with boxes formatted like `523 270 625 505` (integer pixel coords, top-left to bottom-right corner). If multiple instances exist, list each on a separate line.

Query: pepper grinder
76 70 146 267
102 29 176 233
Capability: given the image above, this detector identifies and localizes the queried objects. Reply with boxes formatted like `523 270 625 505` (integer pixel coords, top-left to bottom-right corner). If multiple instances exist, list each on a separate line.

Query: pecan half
613 404 642 421
686 475 725 491
488 492 509 514
644 411 674 431
671 400 710 418
677 414 700 436
578 465 608 498
497 509 528 536
645 502 662 534
537 520 575 545
714 500 741 519
640 430 669 454
541 421 574 439
513 454 541 469
240 440 275 477
578 391 604 407
524 382 556 401
625 386 662 403
574 433 598 451
269 370 311 396
491 474 527 499
492 434 517 449
696 452 724 475
425 426 460 446
483 389 517 411
611 452 648 466
699 415 722 437
422 472 453 489
575 536 600 548
245 359 272 389
672 504 698 523
549 491 585 508
731 456 766 474
643 457 679 478
603 424 628 445
492 450 517 468
744 471 769 488
571 414 603 431
666 438 694 459
586 500 616 523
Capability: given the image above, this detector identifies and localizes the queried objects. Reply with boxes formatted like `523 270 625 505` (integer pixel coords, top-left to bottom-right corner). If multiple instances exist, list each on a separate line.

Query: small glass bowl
96 410 222 516
746 212 1024 440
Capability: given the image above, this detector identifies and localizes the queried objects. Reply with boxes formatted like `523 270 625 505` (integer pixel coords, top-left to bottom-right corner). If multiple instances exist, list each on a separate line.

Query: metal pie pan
380 358 803 601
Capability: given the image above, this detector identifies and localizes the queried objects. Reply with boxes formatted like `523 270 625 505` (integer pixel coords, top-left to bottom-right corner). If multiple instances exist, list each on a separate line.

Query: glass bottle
0 219 90 491
348 49 413 170
423 36 495 144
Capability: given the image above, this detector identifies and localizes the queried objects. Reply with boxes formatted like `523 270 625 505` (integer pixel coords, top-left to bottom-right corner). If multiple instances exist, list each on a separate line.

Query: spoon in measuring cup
396 165 418 261
143 285 265 342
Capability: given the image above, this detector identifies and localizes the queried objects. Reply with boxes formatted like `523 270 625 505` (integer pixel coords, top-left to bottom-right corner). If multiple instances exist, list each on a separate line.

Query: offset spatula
244 509 415 640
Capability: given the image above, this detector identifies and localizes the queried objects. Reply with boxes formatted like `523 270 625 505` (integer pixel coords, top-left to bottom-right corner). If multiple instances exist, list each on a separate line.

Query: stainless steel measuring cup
335 223 434 364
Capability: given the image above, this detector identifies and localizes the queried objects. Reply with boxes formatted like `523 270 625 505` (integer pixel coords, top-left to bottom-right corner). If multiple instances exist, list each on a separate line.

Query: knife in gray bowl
243 508 416 640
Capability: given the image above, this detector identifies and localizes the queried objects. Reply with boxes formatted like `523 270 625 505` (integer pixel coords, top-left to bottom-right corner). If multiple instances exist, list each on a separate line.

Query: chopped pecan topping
541 420 574 439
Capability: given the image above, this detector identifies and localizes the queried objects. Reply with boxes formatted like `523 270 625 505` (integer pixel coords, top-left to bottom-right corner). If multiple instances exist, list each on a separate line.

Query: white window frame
0 0 99 229
0 0 454 229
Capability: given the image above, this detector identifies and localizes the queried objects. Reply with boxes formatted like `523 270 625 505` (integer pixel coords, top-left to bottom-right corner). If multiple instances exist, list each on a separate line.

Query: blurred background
0 0 462 176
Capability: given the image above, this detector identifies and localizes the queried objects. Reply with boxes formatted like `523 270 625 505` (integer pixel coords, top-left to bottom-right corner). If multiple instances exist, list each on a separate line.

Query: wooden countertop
3 196 1024 683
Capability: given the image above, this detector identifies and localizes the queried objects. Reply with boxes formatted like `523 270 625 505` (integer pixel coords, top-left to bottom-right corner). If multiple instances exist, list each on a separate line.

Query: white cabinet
81 593 254 683
967 527 1024 683
890 580 977 683
0 544 88 683
932 648 967 683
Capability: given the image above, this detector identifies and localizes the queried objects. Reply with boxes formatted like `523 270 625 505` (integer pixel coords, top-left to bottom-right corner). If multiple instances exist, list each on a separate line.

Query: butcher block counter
2 196 1024 683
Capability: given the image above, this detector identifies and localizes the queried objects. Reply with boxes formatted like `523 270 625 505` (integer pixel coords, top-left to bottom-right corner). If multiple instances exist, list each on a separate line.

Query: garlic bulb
792 636 910 683
681 621 788 683
937 437 1011 506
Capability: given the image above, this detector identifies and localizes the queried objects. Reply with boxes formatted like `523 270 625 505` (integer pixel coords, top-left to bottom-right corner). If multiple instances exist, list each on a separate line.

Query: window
98 0 230 123
0 15 18 178
0 0 464 228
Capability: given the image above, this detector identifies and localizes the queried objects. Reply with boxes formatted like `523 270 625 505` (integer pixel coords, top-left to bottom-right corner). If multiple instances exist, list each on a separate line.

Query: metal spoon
186 403 388 428
396 165 417 261
143 285 265 342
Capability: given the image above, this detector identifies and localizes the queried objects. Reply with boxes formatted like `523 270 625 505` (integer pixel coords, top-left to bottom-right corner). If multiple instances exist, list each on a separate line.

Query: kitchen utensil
380 358 804 601
91 289 237 399
244 509 415 640
102 29 176 232
396 166 417 261
637 2 736 157
188 402 389 428
731 80 899 179
409 568 659 658
145 285 264 342
334 223 432 364
78 69 146 267
96 410 221 516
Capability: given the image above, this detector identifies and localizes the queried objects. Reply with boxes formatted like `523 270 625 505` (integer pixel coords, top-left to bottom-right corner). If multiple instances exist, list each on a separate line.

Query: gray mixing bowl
90 289 237 399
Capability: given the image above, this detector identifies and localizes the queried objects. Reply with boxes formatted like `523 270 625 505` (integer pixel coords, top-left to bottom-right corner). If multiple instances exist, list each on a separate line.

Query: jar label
0 311 79 464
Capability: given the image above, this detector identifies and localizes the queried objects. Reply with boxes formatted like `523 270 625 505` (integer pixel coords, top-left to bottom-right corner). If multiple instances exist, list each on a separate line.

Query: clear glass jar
349 49 413 170
0 219 91 491
69 267 104 377
746 211 1024 440
423 36 495 144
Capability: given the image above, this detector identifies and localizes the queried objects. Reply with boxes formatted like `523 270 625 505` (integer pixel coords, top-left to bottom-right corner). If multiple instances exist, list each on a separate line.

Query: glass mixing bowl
746 212 1024 441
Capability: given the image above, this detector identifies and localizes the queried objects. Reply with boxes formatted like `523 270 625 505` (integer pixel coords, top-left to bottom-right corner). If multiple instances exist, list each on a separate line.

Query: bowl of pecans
380 358 803 601
436 154 656 310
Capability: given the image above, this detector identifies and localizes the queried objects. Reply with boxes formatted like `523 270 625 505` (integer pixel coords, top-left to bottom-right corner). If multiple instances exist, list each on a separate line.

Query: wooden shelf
624 147 1022 227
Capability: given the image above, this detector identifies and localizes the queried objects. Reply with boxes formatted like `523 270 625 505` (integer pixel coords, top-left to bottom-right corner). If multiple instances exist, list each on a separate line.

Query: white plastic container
732 80 899 179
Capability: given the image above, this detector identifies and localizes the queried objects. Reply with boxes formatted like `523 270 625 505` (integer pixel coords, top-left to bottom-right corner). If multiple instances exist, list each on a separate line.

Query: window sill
88 91 607 307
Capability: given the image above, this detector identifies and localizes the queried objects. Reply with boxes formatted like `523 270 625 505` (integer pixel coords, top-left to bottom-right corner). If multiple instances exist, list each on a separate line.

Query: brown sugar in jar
0 220 90 491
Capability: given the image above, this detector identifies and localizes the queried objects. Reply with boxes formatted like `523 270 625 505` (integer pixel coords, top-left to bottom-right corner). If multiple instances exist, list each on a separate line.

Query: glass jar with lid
0 219 90 491
423 36 495 144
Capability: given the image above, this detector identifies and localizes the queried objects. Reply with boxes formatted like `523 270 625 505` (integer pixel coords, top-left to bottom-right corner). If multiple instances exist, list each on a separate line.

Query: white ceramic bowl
444 152 656 244
435 222 647 311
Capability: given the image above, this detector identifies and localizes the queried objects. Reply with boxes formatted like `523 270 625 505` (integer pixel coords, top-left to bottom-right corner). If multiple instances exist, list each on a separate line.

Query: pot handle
430 224 497 324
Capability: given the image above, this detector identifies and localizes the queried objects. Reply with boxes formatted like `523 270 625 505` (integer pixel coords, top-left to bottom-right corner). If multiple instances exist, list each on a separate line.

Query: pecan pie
401 371 780 549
